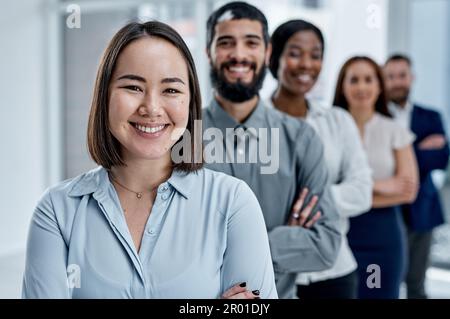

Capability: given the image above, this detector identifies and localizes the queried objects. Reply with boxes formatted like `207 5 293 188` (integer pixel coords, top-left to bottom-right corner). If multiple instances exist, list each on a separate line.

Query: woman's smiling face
108 36 190 162
277 30 323 96
342 60 381 113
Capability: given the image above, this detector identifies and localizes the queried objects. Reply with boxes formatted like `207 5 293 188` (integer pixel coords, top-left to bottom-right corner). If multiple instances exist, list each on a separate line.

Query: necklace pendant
136 192 142 199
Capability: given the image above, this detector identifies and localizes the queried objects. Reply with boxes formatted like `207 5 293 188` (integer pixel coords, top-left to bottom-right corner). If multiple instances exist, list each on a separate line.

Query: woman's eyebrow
161 77 185 85
116 74 185 85
117 74 146 82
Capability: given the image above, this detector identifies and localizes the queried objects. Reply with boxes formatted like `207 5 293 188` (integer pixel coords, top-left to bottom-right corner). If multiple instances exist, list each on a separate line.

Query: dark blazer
403 104 450 232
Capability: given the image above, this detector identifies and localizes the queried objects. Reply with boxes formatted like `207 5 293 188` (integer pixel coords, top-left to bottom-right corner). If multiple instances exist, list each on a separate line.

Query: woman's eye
350 77 358 84
123 85 142 92
164 88 181 94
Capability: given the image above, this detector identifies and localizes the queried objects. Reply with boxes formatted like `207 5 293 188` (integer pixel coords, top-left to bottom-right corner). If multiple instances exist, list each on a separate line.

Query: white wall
325 0 388 104
0 0 46 256
410 0 450 121
260 0 388 104
387 0 450 141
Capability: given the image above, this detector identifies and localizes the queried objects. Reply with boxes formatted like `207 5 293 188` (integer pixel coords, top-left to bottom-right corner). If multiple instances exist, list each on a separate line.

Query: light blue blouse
22 167 277 299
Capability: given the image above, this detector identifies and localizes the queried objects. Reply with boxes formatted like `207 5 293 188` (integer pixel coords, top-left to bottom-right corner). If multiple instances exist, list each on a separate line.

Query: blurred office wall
0 0 46 257
388 0 450 135
410 0 450 130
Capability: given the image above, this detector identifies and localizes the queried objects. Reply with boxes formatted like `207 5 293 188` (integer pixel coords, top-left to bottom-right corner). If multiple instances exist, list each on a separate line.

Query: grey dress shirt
202 98 341 298
22 167 278 298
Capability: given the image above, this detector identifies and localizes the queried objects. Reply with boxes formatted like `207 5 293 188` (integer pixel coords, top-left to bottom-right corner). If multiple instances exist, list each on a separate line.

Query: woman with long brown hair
333 56 419 298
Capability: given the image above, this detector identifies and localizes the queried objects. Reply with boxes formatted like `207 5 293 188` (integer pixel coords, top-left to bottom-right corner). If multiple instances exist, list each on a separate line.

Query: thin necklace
109 173 155 199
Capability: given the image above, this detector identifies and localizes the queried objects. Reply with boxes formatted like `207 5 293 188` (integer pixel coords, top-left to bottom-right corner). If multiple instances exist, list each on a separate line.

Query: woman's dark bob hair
333 56 391 118
87 21 203 172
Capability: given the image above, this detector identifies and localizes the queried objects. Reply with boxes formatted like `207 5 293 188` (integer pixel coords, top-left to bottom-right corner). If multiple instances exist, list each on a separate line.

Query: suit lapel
410 105 420 137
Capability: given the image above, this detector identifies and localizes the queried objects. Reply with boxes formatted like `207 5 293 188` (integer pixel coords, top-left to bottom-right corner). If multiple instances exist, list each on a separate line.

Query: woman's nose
138 93 163 118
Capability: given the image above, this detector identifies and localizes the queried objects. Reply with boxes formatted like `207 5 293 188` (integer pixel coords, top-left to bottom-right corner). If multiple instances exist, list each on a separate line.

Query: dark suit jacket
403 104 449 232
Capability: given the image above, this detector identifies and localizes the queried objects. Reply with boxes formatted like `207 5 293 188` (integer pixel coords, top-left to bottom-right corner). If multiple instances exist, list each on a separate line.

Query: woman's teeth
297 74 312 83
135 124 165 134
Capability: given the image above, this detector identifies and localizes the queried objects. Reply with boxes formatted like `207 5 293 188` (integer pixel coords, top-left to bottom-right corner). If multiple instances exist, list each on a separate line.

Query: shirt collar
68 166 105 197
388 100 413 115
305 99 327 118
165 169 194 199
68 166 193 199
206 97 268 138
207 98 238 135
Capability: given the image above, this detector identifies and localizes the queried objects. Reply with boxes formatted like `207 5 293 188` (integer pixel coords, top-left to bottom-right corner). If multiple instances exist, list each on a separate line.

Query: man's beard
210 59 266 103
388 87 410 106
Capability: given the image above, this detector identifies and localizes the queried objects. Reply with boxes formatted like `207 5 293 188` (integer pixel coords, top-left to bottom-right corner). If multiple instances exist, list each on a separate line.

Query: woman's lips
131 122 169 138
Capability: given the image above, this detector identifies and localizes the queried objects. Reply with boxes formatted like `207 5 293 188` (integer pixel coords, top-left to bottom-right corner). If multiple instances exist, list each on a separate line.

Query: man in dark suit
384 54 449 299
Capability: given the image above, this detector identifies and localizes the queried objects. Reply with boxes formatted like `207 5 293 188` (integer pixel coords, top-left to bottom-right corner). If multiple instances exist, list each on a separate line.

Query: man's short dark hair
206 1 269 51
385 53 412 67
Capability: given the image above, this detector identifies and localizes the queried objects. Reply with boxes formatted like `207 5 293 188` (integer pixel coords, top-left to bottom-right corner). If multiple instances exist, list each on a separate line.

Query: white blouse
363 112 415 180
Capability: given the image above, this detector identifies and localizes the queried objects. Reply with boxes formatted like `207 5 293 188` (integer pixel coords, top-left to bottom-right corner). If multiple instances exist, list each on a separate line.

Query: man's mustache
220 59 257 71
390 87 408 91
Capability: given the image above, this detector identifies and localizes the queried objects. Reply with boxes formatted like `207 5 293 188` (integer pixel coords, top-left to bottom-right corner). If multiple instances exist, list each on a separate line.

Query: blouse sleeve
392 124 416 150
22 190 71 299
220 181 278 299
330 109 373 218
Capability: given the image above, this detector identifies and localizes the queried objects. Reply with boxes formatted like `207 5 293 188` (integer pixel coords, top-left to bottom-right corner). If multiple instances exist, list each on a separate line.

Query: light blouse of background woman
333 56 419 299
22 21 277 299
268 19 372 299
